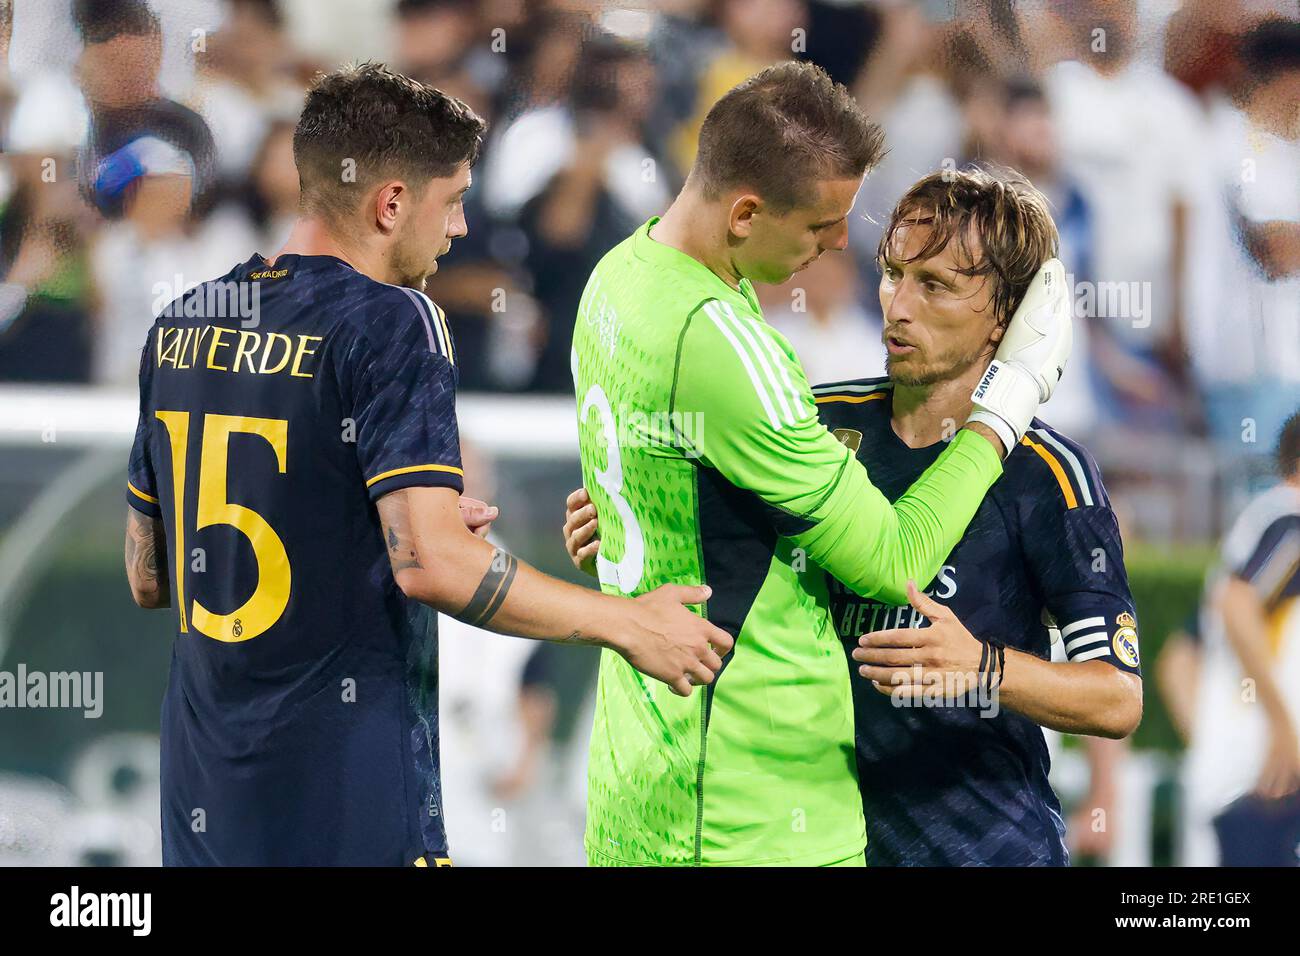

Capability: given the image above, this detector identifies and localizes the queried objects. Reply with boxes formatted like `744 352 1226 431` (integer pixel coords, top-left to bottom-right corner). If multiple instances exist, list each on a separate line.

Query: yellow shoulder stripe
1267 597 1296 657
128 482 159 504
814 392 888 405
434 303 454 365
366 463 465 488
1020 435 1077 509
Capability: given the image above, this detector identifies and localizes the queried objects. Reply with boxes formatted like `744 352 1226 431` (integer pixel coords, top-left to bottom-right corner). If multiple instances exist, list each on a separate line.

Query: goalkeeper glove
967 258 1072 457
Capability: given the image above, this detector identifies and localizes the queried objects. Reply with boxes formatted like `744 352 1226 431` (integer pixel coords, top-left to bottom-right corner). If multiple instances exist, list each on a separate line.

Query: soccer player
567 167 1141 865
122 63 733 867
568 63 1070 866
1182 411 1300 866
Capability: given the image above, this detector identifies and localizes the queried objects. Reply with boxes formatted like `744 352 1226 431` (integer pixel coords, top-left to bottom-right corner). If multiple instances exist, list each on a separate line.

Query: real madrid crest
1112 611 1139 668
832 428 863 453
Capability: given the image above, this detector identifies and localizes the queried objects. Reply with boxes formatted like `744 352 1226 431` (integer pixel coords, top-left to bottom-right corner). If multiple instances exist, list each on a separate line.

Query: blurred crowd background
1 0 1299 866
4 0 1299 440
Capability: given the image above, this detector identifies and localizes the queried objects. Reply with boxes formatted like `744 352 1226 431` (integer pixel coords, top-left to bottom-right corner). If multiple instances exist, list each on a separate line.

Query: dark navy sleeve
1017 428 1141 676
347 297 463 501
127 330 162 517
1230 514 1300 597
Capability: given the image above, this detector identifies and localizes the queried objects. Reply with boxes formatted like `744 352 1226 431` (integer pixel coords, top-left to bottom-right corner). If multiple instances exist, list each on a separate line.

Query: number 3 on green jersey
577 379 644 594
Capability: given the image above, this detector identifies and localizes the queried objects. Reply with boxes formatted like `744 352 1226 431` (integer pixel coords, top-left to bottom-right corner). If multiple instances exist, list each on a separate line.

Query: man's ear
374 181 406 235
728 194 761 239
989 322 1007 346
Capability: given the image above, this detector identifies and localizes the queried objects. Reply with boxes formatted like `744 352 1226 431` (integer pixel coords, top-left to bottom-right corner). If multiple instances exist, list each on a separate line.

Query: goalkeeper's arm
671 265 1069 603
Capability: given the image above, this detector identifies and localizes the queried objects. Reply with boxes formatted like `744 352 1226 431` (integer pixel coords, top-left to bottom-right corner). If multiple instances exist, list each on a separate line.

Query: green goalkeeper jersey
572 218 1003 866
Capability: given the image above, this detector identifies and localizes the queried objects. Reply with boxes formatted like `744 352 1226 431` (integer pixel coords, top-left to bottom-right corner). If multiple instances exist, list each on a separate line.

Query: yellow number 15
155 411 291 642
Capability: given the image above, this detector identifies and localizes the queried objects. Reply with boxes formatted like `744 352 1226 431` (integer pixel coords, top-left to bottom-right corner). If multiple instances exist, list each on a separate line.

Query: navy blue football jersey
126 253 462 866
811 376 1140 867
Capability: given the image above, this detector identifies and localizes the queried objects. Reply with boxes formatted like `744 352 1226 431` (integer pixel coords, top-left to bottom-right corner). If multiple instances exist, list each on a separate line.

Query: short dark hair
1241 18 1300 82
1278 410 1300 479
395 0 474 17
292 62 486 222
693 61 884 211
879 166 1060 328
74 0 158 43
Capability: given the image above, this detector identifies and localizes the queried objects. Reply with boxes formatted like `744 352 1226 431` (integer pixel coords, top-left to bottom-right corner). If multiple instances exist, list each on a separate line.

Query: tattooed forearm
377 489 423 573
125 508 170 608
457 549 518 628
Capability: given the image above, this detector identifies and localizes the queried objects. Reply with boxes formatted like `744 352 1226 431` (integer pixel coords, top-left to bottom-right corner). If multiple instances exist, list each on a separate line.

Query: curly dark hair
292 61 486 223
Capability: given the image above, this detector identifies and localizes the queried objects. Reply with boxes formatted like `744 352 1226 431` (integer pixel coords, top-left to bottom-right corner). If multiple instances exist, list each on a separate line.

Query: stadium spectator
666 0 805 178
641 0 722 164
760 249 885 387
518 35 669 392
74 0 216 223
76 0 242 386
799 0 880 90
480 8 586 222
1042 0 1207 433
977 78 1099 435
1156 612 1203 747
844 4 963 316
393 0 506 100
194 118 300 264
242 119 299 251
1186 19 1300 457
0 72 94 382
189 0 303 186
395 2 536 391
1182 412 1300 865
1163 0 1251 97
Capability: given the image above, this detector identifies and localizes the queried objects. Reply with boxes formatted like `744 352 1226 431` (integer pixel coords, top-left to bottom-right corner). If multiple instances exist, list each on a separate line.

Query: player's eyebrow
878 255 958 290
913 266 957 289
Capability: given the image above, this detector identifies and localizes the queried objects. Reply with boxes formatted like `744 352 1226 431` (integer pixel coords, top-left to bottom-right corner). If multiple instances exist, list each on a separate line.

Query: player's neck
273 217 392 283
653 191 745 291
889 361 987 449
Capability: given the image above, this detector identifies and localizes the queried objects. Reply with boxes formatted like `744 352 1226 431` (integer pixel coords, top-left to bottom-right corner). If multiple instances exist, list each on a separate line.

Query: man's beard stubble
886 338 991 389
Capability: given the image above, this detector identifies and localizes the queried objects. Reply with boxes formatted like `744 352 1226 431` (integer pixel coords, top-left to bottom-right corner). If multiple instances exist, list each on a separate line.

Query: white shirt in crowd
1185 96 1300 387
1182 483 1300 865
1046 59 1207 352
481 105 671 225
90 206 259 386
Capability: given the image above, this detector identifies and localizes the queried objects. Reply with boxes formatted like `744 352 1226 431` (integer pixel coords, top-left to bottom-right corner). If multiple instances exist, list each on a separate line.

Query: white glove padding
967 258 1072 457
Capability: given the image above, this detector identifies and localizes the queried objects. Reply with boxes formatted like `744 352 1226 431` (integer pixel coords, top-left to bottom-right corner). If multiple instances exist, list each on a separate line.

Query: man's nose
884 278 918 323
823 219 850 253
